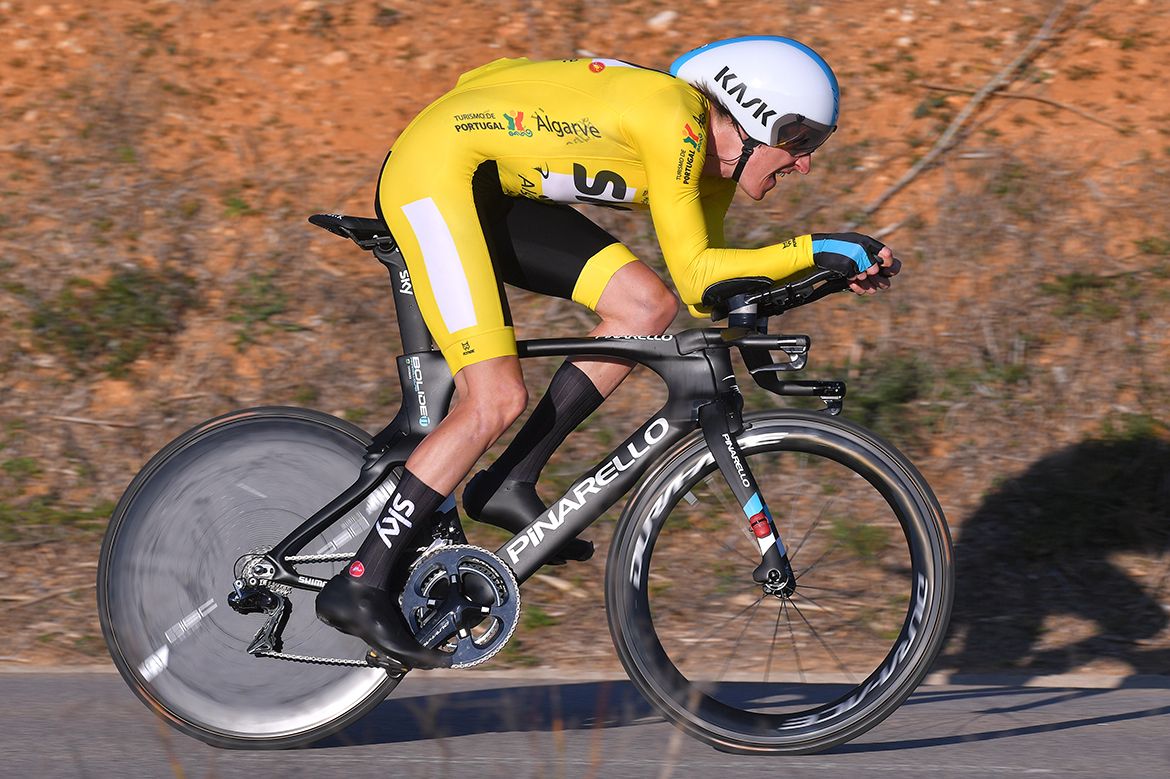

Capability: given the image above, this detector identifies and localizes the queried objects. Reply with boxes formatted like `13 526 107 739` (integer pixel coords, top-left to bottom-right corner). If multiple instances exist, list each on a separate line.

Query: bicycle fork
698 398 796 596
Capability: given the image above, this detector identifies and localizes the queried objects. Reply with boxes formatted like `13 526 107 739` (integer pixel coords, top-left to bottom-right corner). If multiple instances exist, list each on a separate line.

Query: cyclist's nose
795 155 812 175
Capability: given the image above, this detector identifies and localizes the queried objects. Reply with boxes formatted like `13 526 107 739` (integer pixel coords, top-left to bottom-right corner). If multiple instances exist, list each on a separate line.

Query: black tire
97 407 402 749
605 410 953 754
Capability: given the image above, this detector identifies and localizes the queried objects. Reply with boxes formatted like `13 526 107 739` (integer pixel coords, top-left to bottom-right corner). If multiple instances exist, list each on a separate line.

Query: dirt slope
1 0 1168 675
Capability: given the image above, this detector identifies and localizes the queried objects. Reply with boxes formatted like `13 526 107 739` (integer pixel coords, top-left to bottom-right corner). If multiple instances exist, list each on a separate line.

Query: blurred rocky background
1 0 1167 674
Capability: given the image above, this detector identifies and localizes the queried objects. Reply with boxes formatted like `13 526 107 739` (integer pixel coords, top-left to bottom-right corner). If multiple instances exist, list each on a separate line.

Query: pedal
365 649 410 673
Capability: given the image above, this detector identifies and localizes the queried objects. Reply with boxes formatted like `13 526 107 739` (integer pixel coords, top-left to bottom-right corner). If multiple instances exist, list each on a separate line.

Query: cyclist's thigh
378 152 515 374
491 195 639 311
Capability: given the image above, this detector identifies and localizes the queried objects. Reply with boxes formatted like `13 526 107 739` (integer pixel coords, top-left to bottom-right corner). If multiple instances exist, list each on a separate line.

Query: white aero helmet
671 36 840 175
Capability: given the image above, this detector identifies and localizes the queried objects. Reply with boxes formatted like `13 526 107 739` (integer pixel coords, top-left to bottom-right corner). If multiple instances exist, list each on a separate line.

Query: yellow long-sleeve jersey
378 57 814 371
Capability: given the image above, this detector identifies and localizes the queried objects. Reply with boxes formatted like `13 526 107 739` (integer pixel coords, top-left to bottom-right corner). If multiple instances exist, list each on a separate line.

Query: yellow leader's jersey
378 57 814 370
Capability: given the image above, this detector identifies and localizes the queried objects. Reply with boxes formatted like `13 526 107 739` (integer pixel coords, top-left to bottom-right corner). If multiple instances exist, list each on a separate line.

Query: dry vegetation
1 0 1168 677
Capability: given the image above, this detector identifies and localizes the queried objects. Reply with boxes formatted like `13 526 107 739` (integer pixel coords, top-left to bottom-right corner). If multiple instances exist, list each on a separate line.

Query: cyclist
316 36 901 669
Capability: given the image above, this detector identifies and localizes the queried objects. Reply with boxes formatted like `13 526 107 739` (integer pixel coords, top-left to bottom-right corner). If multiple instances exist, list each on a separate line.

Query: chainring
401 545 520 669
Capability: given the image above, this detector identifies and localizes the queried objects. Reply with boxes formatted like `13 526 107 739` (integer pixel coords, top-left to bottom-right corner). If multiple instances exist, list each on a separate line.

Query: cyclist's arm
622 86 815 315
699 177 736 249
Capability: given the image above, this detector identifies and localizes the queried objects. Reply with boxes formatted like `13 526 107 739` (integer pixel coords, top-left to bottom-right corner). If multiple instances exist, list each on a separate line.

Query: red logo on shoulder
348 560 365 578
589 61 605 73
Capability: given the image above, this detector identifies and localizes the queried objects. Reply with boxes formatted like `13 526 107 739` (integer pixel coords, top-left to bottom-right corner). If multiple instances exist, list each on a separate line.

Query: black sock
346 468 445 590
488 361 604 485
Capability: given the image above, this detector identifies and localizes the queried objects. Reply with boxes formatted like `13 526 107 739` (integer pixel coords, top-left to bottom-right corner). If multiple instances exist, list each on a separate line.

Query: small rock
321 50 349 66
647 10 677 30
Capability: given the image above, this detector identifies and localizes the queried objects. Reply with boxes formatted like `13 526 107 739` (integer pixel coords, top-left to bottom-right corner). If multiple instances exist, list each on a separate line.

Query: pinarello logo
589 61 605 73
683 122 701 149
348 560 365 578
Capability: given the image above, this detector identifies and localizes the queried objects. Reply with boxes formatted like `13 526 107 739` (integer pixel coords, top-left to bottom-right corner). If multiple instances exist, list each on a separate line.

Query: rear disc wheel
98 407 401 749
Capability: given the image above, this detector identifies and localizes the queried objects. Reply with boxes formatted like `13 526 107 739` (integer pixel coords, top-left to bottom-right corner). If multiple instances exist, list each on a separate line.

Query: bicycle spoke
784 497 836 566
668 591 767 667
765 598 785 683
717 593 766 682
718 534 759 567
781 597 806 683
793 583 866 598
791 589 840 613
793 538 846 579
786 597 858 684
797 554 882 582
706 474 743 523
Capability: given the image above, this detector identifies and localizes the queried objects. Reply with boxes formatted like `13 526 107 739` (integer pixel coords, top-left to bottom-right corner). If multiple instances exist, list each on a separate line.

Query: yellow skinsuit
378 57 814 372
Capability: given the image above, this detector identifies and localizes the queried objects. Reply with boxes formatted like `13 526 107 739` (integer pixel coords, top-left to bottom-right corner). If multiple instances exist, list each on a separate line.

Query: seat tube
374 245 432 354
697 399 795 591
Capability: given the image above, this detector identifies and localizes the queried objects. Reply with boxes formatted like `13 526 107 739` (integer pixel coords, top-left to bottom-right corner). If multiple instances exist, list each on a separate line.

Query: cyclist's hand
850 246 900 295
811 233 901 296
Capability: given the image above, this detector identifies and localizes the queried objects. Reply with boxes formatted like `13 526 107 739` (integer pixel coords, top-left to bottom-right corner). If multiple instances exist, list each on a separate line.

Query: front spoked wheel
98 407 400 749
606 410 953 754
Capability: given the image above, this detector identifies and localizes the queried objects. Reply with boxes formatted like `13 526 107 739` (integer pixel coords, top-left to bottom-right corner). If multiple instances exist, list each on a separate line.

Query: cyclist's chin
740 176 773 201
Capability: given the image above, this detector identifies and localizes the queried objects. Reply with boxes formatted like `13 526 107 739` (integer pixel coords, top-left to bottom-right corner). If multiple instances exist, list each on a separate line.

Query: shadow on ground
317 679 1170 752
319 680 654 747
321 680 863 746
940 433 1170 675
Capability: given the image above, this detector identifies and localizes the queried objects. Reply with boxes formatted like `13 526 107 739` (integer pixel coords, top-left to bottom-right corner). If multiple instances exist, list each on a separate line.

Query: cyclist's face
739 145 812 201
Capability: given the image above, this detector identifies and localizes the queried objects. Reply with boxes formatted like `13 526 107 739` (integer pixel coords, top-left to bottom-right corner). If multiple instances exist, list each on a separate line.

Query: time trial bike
97 212 953 754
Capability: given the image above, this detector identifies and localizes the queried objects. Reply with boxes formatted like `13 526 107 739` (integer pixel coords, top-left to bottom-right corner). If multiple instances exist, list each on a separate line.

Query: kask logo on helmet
713 65 777 126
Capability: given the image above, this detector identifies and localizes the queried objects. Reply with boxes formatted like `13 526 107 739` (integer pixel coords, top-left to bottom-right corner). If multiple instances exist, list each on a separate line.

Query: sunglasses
770 114 837 156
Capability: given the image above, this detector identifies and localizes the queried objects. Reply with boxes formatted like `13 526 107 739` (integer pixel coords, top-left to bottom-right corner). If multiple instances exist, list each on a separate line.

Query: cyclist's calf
405 358 528 494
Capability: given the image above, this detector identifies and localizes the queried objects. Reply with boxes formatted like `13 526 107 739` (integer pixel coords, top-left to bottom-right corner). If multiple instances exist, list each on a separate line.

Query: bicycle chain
284 552 353 564
253 649 384 669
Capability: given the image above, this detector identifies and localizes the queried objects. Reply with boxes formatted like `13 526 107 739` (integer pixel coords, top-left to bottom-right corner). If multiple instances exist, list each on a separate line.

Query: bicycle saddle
309 214 397 250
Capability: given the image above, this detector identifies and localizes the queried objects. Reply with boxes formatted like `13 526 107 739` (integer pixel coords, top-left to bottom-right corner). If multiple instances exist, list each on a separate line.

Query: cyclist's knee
597 265 679 334
614 284 678 334
458 366 528 436
642 285 680 333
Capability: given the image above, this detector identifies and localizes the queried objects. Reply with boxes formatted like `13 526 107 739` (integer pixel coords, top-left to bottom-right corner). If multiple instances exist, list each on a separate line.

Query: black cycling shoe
315 574 451 670
463 470 594 564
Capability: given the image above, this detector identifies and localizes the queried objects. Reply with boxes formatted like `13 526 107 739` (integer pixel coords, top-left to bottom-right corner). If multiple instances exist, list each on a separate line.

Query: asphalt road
3 670 1169 778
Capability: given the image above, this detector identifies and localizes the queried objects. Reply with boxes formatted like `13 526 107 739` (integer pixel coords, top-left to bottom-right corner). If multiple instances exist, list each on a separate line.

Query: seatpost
373 245 432 354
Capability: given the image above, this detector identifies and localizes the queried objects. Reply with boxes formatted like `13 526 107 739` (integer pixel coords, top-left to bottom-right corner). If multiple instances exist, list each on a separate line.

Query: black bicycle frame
265 243 801 590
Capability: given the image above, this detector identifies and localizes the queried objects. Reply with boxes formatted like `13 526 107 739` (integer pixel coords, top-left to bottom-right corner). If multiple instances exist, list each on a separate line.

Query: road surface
3 669 1168 777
